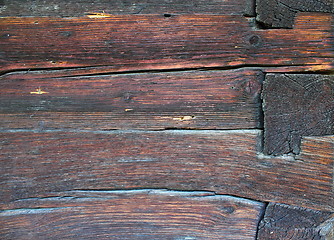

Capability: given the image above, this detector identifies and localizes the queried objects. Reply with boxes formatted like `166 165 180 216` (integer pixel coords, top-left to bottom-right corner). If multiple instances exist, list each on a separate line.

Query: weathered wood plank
0 13 333 74
257 203 333 240
0 0 254 17
263 74 334 155
0 130 333 211
0 69 263 130
256 0 334 28
0 190 264 240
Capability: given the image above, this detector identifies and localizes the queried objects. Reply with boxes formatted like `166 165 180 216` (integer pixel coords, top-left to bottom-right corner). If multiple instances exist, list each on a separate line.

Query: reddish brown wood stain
0 190 265 239
0 69 263 130
0 13 333 73
0 1 333 238
0 131 333 211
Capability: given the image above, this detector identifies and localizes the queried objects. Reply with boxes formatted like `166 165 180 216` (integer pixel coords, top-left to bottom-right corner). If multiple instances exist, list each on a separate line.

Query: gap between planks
1 63 333 79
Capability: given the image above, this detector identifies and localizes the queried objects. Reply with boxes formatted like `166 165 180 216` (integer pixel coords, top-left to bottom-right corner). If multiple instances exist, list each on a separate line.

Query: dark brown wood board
1 1 334 239
256 0 334 28
0 190 265 240
257 203 333 240
263 74 334 155
0 13 333 74
1 131 333 211
0 0 255 17
0 69 263 130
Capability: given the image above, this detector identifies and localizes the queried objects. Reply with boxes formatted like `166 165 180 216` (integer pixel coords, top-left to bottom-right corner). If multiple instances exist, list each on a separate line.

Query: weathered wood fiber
1 131 333 211
257 203 333 240
0 190 265 240
256 0 334 28
0 13 333 74
0 69 263 130
263 74 334 155
0 0 255 17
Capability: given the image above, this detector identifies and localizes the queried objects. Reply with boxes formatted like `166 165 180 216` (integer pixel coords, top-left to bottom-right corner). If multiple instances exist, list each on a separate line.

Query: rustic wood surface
0 190 265 240
257 203 333 240
0 0 255 17
0 69 263 130
0 13 333 74
263 74 334 155
256 0 334 28
1 130 333 211
1 1 333 239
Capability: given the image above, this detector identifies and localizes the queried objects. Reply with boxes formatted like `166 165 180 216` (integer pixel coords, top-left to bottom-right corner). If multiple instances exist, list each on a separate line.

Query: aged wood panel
0 69 263 130
0 0 255 17
0 130 333 211
0 13 333 74
257 203 333 240
263 74 334 155
256 0 334 28
0 190 265 240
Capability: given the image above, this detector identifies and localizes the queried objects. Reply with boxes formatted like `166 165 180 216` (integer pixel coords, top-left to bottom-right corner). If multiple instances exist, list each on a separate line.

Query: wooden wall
0 0 333 239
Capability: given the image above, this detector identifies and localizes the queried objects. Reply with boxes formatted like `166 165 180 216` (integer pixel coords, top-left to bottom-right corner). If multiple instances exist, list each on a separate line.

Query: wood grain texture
0 130 333 211
0 190 265 240
263 74 334 155
0 0 254 17
257 203 333 240
256 0 334 28
0 69 263 130
0 13 333 74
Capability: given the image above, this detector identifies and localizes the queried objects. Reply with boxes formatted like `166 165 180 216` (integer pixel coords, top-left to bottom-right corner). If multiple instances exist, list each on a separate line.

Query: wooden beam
0 0 253 17
257 202 333 239
0 69 263 130
263 74 334 155
0 131 333 211
0 190 265 239
0 13 332 73
256 0 334 28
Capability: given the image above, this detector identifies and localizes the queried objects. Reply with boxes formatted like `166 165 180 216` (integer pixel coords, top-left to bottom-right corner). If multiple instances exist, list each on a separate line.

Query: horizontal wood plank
0 69 263 130
263 74 334 155
0 13 332 74
257 202 333 240
0 0 254 17
0 190 264 240
0 130 333 211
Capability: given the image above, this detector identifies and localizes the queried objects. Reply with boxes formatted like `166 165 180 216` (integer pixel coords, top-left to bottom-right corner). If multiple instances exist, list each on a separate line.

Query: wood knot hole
249 35 261 46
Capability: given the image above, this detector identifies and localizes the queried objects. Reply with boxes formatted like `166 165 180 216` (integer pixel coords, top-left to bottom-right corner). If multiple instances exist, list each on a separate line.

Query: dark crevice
258 71 266 153
5 188 269 205
0 63 316 79
69 188 269 204
0 128 263 134
254 20 276 29
71 188 216 195
255 202 269 240
0 207 75 215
